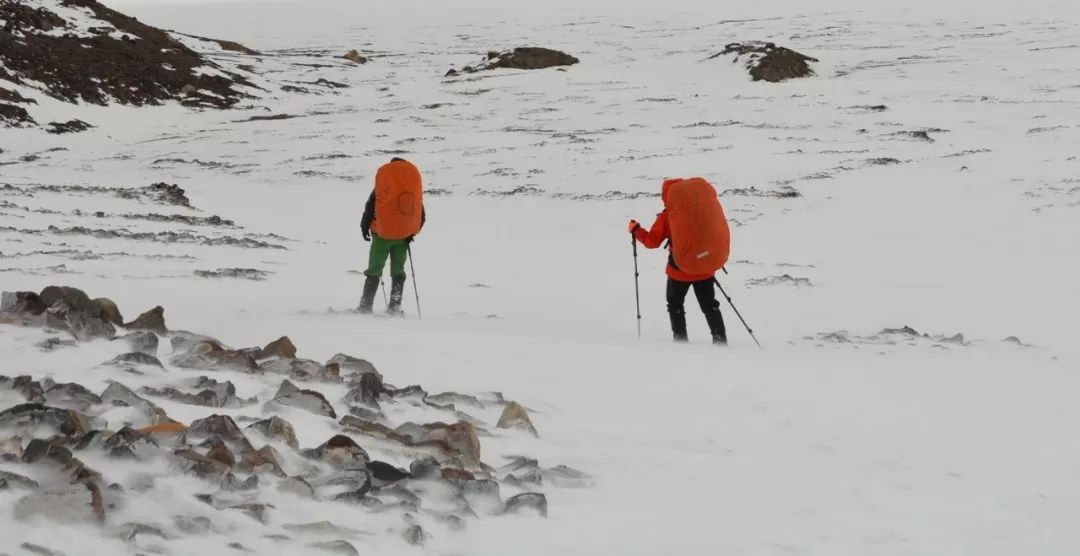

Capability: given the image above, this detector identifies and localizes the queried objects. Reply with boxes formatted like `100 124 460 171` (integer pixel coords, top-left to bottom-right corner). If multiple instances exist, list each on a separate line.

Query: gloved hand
405 235 415 245
362 228 371 242
628 220 641 234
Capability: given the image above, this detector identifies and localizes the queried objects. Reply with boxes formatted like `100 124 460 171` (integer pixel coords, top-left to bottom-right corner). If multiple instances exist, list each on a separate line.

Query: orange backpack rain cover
373 159 423 240
664 177 731 276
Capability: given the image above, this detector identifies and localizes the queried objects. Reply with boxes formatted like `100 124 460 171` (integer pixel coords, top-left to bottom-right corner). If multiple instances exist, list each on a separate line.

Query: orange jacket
633 211 714 282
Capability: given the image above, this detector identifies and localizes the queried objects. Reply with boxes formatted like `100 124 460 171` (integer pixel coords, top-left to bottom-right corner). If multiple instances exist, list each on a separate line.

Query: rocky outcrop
0 0 254 125
272 380 337 418
124 306 167 334
449 47 579 76
711 42 818 82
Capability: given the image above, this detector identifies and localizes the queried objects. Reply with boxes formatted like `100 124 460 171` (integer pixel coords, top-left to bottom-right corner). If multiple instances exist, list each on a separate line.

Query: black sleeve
360 191 375 233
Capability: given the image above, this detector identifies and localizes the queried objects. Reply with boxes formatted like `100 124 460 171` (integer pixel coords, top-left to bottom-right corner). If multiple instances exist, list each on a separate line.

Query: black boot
704 308 727 346
387 275 406 316
357 275 380 314
668 308 688 342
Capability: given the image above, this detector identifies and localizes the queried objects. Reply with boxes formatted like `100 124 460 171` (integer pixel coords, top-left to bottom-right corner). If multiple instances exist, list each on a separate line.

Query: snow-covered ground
2 0 1080 554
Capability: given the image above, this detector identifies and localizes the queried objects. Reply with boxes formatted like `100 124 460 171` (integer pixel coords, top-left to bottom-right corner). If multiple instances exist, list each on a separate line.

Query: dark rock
176 448 231 479
366 460 411 484
409 457 440 479
460 479 502 514
347 405 384 422
0 403 91 437
40 380 100 412
46 119 93 134
1 290 47 315
328 353 381 378
400 421 482 467
372 483 421 505
440 467 477 482
712 41 818 82
0 100 36 127
115 522 168 542
124 306 167 333
91 298 123 325
168 330 220 353
403 524 425 546
310 468 371 492
0 375 45 403
246 416 299 449
273 379 336 418
187 414 254 452
0 470 39 490
462 47 579 72
428 391 486 408
204 438 237 467
302 434 369 469
502 492 548 517
100 382 173 426
39 286 95 312
119 331 159 357
342 371 385 407
108 352 164 369
101 427 158 459
256 336 297 359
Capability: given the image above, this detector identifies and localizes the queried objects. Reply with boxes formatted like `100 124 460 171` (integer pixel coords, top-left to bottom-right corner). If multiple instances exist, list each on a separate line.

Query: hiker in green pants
358 158 426 315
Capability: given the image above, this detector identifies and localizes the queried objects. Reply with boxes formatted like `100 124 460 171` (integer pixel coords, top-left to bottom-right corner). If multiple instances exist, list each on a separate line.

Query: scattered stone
187 414 254 452
113 522 168 543
366 460 411 485
171 340 259 373
497 401 539 437
257 336 297 359
124 306 167 334
327 353 380 378
101 382 173 426
427 391 486 409
0 470 39 490
711 42 818 82
42 381 102 412
341 50 369 64
0 403 91 437
173 515 213 535
303 434 369 469
441 467 477 482
247 415 299 449
14 483 103 523
403 524 425 546
409 457 440 479
502 492 548 517
342 371 385 408
120 331 159 355
745 274 813 288
108 352 165 369
272 380 337 418
20 543 65 556
194 268 272 281
309 540 361 556
278 476 316 498
45 120 93 134
1 290 47 316
0 375 45 403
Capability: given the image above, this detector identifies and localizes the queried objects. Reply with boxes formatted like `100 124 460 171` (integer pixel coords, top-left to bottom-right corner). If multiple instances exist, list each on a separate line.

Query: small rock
327 353 380 378
92 298 123 325
342 372 385 408
121 331 159 355
278 476 316 499
502 492 548 517
173 515 213 534
0 403 91 437
0 470 39 490
366 460 410 485
403 524 425 546
42 381 100 412
341 50 368 64
460 479 502 514
100 382 173 426
272 380 337 418
171 340 259 373
712 41 818 82
108 352 165 369
409 457 440 479
1 291 47 315
257 336 297 359
309 540 360 556
124 306 167 334
246 415 299 450
302 434 369 469
440 467 476 482
14 483 102 523
496 401 539 437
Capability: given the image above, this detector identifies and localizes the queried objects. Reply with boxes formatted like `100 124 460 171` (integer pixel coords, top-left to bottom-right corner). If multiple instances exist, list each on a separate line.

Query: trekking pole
631 234 642 338
407 244 422 320
380 279 388 307
713 277 762 349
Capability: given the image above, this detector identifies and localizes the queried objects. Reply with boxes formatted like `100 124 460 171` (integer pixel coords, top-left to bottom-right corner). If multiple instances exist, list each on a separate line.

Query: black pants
667 278 727 344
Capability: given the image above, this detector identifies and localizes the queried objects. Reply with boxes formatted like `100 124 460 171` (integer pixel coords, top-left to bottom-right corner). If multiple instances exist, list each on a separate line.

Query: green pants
365 234 408 278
